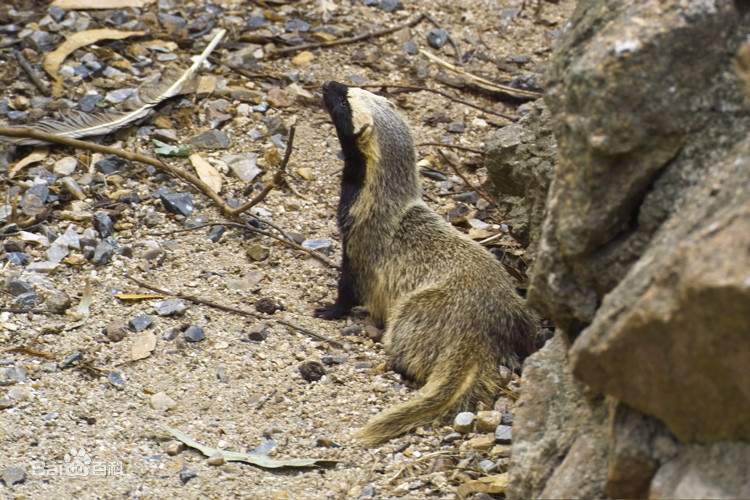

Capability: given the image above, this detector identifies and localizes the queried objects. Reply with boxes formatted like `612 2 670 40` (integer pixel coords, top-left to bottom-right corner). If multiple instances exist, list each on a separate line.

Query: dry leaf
189 153 222 193
131 331 157 361
114 294 166 301
8 147 49 178
44 29 145 96
51 0 155 9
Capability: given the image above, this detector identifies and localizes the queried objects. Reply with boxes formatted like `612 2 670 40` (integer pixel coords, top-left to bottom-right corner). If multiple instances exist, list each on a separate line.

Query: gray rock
454 411 475 433
104 319 128 342
188 130 230 149
484 100 555 252
2 467 25 485
250 439 278 456
340 325 363 336
46 242 69 262
59 351 83 369
426 29 449 49
92 239 116 265
154 298 187 317
79 93 103 112
160 192 194 216
183 326 205 342
93 211 114 238
299 360 326 382
5 367 26 382
157 13 187 32
495 425 513 444
7 279 34 296
129 315 153 332
208 225 225 243
228 156 261 182
378 0 403 12
48 5 66 21
6 252 30 266
445 121 466 133
179 467 197 485
95 155 126 174
508 334 608 499
46 290 71 313
247 326 268 342
107 372 126 390
53 156 77 176
402 41 418 55
301 238 333 255
105 88 137 104
255 298 279 315
13 292 37 308
479 459 498 473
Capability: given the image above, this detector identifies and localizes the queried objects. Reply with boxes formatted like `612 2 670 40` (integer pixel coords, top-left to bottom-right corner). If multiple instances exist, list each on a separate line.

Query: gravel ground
0 0 573 497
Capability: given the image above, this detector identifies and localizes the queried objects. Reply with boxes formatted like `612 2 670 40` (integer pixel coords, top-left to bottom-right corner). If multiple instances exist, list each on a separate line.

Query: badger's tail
355 353 486 446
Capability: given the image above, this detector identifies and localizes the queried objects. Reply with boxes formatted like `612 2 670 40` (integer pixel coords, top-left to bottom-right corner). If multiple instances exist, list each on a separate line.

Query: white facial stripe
347 88 389 136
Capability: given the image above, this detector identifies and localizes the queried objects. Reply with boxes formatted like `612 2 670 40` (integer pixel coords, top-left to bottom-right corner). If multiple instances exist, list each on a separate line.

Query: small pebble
13 292 37 308
92 240 116 265
454 411 475 433
104 319 129 342
301 239 332 255
501 412 514 426
150 391 178 411
403 41 418 55
179 467 197 484
129 315 154 332
495 424 513 444
107 372 126 390
183 326 205 342
160 192 194 217
250 439 278 456
426 29 449 49
476 410 502 433
47 290 70 313
446 121 466 133
2 467 26 486
208 225 225 243
255 298 279 315
340 325 363 336
59 351 83 369
207 452 226 466
379 0 404 13
247 243 270 261
7 386 32 401
164 441 186 455
53 157 77 176
154 298 187 316
442 432 462 443
466 434 495 450
478 459 498 473
247 326 269 342
93 211 114 238
7 279 33 296
364 325 382 341
299 360 326 382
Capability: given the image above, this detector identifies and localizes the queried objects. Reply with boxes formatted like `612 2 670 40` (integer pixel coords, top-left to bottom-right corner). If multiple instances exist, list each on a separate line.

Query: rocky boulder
501 0 750 497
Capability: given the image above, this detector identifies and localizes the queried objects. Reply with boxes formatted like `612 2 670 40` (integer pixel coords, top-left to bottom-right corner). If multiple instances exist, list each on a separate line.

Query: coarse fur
317 81 540 446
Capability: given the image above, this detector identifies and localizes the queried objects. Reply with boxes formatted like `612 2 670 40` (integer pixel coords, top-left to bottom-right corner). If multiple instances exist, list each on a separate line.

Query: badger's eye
339 97 349 108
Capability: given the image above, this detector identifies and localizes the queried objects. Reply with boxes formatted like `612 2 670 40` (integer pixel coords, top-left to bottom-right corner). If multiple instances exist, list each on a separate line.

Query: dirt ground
0 0 573 498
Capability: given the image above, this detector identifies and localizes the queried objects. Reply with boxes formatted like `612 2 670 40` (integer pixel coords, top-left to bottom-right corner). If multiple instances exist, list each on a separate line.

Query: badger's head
322 81 413 167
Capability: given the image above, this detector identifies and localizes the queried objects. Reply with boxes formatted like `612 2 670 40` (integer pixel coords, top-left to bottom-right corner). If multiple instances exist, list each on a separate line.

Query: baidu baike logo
30 447 123 477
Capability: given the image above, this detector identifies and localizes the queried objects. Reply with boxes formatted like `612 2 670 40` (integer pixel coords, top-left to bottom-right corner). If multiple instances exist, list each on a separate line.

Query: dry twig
271 13 427 56
358 84 520 121
417 142 484 155
124 275 344 349
14 50 50 96
437 148 498 209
